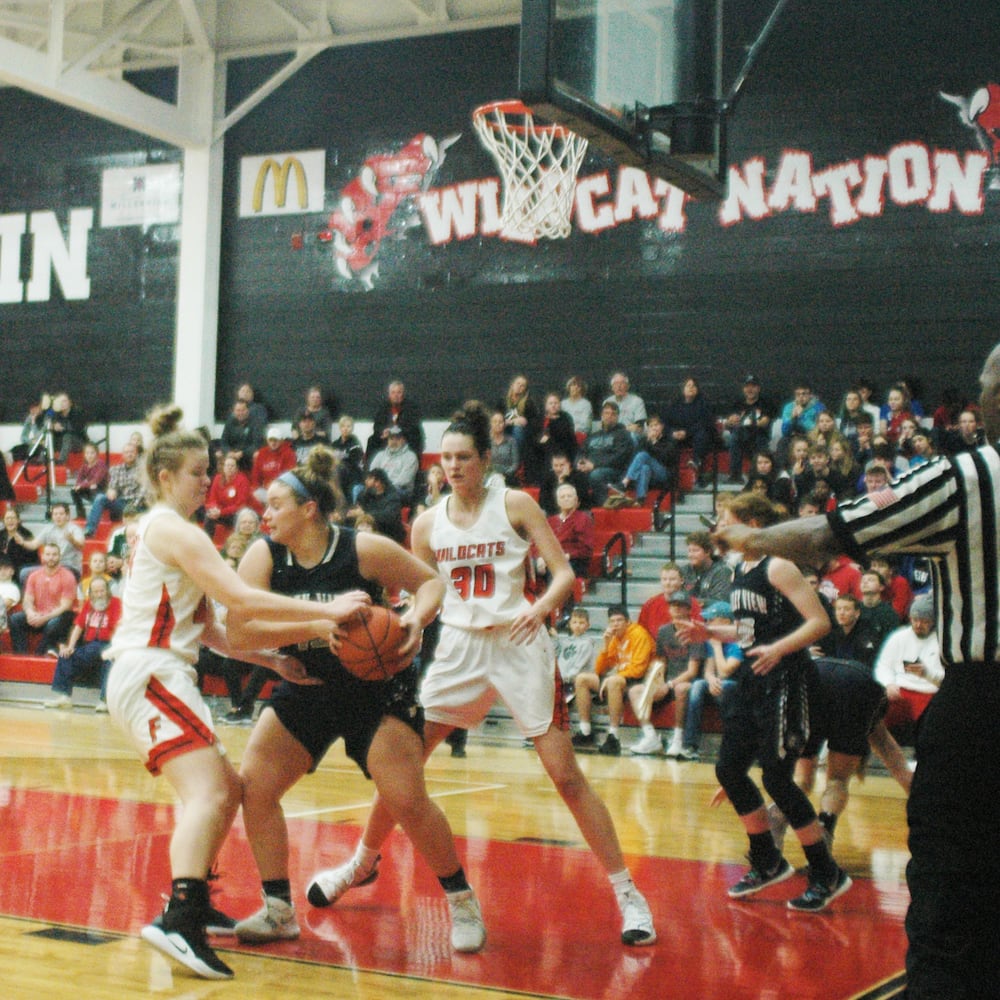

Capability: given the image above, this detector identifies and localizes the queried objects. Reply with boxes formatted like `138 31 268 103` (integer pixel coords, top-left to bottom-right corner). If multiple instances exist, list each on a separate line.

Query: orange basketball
336 606 410 681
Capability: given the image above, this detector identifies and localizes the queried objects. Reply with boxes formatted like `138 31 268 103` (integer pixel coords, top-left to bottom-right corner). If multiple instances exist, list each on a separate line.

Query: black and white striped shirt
828 448 1000 666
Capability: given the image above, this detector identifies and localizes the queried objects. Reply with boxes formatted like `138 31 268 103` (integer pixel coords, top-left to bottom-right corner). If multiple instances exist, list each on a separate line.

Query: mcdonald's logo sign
239 150 326 217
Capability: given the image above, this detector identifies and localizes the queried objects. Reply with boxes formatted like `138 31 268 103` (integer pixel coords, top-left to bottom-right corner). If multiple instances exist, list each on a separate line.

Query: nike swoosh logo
168 934 189 955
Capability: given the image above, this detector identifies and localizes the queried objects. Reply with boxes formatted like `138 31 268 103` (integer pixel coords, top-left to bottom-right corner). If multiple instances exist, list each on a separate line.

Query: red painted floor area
1 788 907 999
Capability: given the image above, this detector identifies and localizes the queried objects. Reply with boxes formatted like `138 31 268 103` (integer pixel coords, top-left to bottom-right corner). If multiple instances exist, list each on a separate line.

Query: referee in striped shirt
714 344 1000 999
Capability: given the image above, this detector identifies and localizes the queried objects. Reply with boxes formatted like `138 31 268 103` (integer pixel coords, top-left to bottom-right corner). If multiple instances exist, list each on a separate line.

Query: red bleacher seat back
591 507 652 533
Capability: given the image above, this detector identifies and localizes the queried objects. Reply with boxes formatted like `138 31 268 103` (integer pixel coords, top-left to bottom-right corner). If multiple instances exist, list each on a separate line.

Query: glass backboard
520 0 726 200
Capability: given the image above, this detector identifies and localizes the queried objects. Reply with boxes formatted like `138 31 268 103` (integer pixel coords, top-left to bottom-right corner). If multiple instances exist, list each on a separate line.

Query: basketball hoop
472 99 588 242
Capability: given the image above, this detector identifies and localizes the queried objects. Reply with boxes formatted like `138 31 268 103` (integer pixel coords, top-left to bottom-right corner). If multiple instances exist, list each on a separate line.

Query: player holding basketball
228 446 487 953
308 402 656 946
105 407 369 980
677 492 851 911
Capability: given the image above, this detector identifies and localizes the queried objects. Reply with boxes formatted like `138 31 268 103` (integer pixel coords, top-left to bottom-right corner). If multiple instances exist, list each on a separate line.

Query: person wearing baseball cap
628 591 704 758
873 592 943 749
680 601 742 759
250 424 296 507
724 374 777 484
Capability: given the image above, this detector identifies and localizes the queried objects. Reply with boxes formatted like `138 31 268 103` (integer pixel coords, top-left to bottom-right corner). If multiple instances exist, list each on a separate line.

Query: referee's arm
713 513 839 569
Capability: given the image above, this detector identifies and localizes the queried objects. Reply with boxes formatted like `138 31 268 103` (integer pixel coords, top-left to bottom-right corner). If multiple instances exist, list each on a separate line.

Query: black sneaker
222 706 253 725
571 731 595 748
727 857 793 899
205 904 237 936
787 867 852 912
142 911 234 979
598 733 621 756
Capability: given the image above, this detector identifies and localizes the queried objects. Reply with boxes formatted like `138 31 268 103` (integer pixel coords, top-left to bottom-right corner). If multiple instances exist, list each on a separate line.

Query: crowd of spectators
0 369 974 731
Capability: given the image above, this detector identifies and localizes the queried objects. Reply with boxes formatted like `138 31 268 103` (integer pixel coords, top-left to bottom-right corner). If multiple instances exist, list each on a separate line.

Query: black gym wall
0 1 998 426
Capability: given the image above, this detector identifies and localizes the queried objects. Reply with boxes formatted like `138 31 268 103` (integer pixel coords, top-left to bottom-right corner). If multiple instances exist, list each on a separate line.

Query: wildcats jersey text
432 485 530 628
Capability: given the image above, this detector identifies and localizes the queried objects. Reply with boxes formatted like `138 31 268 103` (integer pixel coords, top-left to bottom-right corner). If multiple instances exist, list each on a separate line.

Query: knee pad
763 771 815 829
716 762 763 815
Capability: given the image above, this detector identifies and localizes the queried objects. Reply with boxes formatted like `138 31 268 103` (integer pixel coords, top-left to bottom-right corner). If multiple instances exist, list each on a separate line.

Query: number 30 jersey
431 483 531 628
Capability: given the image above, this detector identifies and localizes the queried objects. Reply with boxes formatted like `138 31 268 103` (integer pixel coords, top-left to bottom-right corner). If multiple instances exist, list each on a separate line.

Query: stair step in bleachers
0 653 102 708
0 653 279 708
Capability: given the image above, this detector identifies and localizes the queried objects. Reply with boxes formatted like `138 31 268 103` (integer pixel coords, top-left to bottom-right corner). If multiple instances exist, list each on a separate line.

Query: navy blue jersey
728 555 814 757
730 556 806 659
266 525 381 681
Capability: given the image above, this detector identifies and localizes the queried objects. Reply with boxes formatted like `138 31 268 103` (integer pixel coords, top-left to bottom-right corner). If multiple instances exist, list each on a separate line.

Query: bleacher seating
0 442 700 726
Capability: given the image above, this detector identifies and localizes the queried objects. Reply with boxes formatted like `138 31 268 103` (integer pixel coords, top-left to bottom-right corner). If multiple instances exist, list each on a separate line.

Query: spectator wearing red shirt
46 576 122 711
536 483 594 580
818 553 863 603
204 453 254 540
638 562 702 637
69 442 109 520
7 542 77 653
251 426 297 508
870 553 914 621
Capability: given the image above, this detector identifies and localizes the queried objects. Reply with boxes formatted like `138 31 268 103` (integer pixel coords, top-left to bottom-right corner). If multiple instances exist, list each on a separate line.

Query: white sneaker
306 854 380 907
235 893 300 943
446 889 486 953
620 887 657 946
630 732 662 756
44 694 72 710
664 732 684 758
636 661 665 721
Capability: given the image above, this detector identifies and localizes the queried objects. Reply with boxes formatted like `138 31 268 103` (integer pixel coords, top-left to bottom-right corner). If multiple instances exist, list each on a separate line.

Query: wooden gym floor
0 704 909 999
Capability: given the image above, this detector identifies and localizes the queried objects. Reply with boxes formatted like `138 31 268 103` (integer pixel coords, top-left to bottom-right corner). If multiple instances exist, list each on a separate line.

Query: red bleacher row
2 451 696 720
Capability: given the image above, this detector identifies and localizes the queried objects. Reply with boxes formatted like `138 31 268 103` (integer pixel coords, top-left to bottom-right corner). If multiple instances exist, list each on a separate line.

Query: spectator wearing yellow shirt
571 605 654 756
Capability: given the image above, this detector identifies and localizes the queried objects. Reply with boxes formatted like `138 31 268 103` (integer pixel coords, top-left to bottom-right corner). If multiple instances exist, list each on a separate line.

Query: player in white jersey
306 401 657 947
104 405 371 981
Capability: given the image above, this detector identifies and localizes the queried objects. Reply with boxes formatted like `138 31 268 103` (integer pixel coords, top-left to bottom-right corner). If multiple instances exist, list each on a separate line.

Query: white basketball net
473 101 588 242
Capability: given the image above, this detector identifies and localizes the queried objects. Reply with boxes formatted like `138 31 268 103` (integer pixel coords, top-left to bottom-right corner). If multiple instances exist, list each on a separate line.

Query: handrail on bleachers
652 487 677 561
602 531 629 607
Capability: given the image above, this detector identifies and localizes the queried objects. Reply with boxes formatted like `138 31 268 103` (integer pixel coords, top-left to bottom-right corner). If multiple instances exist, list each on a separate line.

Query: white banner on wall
100 163 181 228
239 150 326 217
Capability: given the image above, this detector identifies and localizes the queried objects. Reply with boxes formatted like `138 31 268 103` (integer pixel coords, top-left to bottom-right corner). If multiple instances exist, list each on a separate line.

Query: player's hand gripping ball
336 606 410 681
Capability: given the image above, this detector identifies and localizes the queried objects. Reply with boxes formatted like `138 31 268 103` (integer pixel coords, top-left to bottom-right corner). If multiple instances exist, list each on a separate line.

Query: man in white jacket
874 593 943 741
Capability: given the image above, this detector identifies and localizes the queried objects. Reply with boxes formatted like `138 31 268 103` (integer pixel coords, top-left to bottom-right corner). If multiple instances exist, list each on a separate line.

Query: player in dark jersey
227 447 486 953
767 657 912 852
678 492 851 912
712 342 1000 995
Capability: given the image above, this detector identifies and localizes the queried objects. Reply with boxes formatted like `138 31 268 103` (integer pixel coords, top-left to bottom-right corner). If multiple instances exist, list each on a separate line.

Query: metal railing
602 531 630 607
652 487 677 560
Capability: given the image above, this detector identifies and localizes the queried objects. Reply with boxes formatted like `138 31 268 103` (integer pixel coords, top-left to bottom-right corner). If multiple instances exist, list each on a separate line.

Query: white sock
642 723 656 738
579 721 592 736
607 724 619 737
608 868 635 904
355 844 380 869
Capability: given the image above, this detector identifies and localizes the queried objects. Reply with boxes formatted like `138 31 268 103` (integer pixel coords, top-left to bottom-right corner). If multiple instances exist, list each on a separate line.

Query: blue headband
277 471 311 500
